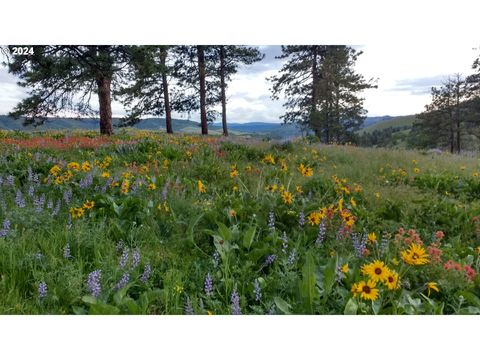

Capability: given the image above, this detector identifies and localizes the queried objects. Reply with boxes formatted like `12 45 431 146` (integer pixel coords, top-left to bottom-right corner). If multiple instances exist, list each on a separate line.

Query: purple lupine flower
34 194 45 213
267 210 275 231
281 231 288 254
380 236 389 254
63 243 71 259
131 249 140 269
52 200 61 216
287 249 297 265
264 254 277 266
204 273 213 296
0 175 3 186
298 211 305 228
63 188 72 204
87 270 102 298
161 181 170 201
27 167 33 182
79 174 93 189
33 173 39 184
38 281 47 299
315 220 326 246
15 190 25 208
184 296 195 315
28 185 35 198
140 264 152 283
119 248 129 268
114 272 130 291
47 199 53 209
0 218 10 237
253 279 262 302
352 233 367 257
6 175 14 186
230 286 242 315
212 251 220 267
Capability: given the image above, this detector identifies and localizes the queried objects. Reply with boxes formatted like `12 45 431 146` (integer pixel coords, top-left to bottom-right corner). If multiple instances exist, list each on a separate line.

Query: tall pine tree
269 45 375 143
5 45 129 135
212 46 263 136
174 46 221 135
116 46 193 133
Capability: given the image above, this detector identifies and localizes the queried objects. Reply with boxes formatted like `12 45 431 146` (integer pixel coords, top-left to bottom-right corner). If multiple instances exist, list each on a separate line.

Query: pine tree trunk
220 46 228 136
160 48 173 134
197 46 208 135
96 74 113 136
455 86 461 153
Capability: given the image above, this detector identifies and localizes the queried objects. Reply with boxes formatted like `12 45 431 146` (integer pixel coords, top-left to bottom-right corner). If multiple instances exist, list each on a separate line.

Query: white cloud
0 44 478 121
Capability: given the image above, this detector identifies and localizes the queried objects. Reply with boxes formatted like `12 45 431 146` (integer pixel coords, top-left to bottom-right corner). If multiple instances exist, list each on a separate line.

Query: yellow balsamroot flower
163 159 169 169
63 170 73 182
337 198 344 212
361 260 389 283
148 183 156 191
67 162 80 171
54 176 64 185
81 161 92 172
367 232 377 243
230 168 239 178
69 207 85 219
308 210 324 226
413 168 420 174
350 197 357 207
121 179 130 194
157 201 170 212
298 163 313 177
197 180 206 193
50 165 62 176
229 209 237 217
280 161 288 172
383 270 400 290
341 264 349 274
263 154 275 164
83 200 95 210
295 185 303 194
207 310 213 315
232 185 239 192
412 159 417 165
281 191 294 205
352 279 379 301
174 284 184 294
139 165 149 174
401 243 429 265
265 184 278 193
426 282 440 297
354 183 362 193
101 172 110 179
374 192 381 199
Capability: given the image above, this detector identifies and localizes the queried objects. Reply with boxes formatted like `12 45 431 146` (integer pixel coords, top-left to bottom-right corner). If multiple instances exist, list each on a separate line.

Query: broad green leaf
323 255 338 299
456 290 480 308
89 303 120 315
81 295 98 305
242 226 256 250
216 222 232 242
274 297 292 315
299 251 319 313
344 298 358 315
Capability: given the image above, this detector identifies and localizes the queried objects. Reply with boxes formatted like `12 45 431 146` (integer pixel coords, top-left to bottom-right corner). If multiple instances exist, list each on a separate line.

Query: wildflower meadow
0 129 479 315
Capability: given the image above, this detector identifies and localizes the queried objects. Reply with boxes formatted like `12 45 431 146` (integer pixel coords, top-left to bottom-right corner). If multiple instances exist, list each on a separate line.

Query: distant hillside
358 115 416 134
0 115 302 139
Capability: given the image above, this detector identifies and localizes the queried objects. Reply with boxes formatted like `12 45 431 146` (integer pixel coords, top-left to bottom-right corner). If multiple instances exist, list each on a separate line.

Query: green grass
358 115 416 134
0 131 479 315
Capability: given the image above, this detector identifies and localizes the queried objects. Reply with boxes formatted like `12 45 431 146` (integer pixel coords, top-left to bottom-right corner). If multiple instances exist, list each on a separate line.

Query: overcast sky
0 44 478 123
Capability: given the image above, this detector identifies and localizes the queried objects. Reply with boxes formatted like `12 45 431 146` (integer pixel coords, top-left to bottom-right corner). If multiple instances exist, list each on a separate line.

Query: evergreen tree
116 46 192 133
174 46 221 135
5 45 129 135
269 45 375 143
212 46 263 136
415 75 468 153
